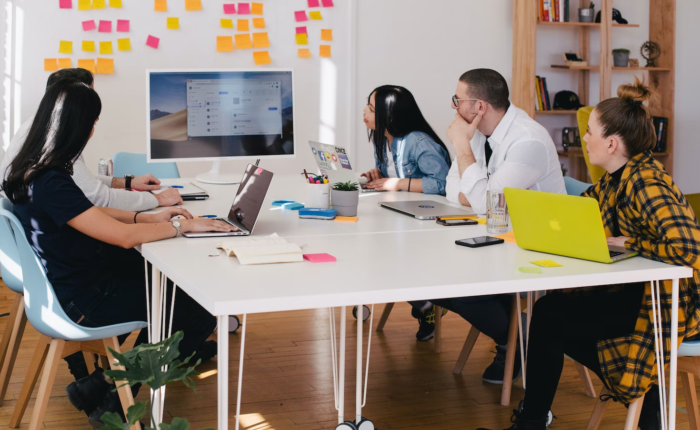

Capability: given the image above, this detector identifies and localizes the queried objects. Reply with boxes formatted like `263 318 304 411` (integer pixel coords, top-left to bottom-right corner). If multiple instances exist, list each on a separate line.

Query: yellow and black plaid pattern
581 151 700 405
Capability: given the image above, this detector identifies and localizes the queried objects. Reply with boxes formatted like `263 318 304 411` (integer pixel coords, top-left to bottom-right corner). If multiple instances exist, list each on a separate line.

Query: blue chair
564 176 591 197
112 152 180 179
0 205 146 430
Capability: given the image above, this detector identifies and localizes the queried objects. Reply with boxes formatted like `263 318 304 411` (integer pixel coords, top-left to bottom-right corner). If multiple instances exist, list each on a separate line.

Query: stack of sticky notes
335 216 358 223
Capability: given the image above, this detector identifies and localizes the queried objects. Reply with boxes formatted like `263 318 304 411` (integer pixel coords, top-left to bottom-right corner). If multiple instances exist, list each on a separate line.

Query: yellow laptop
504 188 638 264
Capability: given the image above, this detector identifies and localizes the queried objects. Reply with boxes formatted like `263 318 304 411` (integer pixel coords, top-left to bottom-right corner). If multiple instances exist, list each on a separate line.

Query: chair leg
99 354 110 370
375 303 394 332
0 294 27 406
103 337 142 430
433 306 442 353
623 395 645 430
83 351 97 375
501 296 520 406
575 361 597 398
28 338 65 430
682 371 700 430
453 325 480 374
10 335 51 429
585 386 611 430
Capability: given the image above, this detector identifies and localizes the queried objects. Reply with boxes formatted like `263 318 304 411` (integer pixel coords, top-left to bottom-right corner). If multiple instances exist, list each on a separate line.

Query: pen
303 169 309 180
171 185 183 189
197 215 217 219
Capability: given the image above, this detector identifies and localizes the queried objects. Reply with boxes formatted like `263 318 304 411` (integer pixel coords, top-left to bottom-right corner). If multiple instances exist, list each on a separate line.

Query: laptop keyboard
609 250 624 258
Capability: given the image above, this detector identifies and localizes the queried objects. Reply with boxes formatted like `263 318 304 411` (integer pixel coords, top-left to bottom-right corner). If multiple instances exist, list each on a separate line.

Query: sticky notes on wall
93 0 106 9
217 36 234 52
253 51 271 65
146 35 160 49
109 0 122 8
295 33 308 45
320 45 331 57
99 41 113 54
224 4 236 14
82 41 96 52
117 38 131 51
185 0 202 11
78 59 96 73
117 20 130 32
238 3 250 14
237 19 249 31
96 58 114 74
82 20 96 31
298 48 312 58
251 2 263 15
322 0 334 6
98 20 112 33
78 0 91 10
234 33 252 49
295 11 307 22
218 19 232 29
321 29 333 41
252 32 270 48
296 26 307 34
167 17 180 29
45 59 58 72
309 11 323 20
253 18 266 29
154 0 167 12
59 0 73 9
59 41 73 54
58 58 72 69
308 0 320 7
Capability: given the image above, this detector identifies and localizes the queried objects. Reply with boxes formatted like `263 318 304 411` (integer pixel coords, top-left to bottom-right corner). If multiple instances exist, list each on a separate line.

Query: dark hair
2 80 102 203
47 68 94 89
458 69 510 111
368 85 451 165
595 76 656 157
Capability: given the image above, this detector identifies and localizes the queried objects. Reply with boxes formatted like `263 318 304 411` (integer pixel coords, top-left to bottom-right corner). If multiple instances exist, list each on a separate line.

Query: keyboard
609 250 624 258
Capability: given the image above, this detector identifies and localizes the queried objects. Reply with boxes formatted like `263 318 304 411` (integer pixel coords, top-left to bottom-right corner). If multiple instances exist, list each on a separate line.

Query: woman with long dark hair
361 85 451 195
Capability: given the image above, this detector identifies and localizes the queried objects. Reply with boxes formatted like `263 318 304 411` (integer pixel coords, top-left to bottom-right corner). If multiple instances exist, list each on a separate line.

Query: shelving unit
512 0 676 181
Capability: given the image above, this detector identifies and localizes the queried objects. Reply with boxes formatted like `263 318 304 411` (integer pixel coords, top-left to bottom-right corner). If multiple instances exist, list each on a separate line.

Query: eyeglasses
452 95 481 108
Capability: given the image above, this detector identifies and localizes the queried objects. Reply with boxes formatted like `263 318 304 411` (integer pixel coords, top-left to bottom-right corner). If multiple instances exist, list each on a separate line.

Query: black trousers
429 294 513 346
521 283 645 420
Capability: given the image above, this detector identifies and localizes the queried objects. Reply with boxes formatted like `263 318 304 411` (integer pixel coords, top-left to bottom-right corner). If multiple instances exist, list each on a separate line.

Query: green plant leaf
332 180 359 191
126 402 148 426
159 417 191 430
99 412 131 430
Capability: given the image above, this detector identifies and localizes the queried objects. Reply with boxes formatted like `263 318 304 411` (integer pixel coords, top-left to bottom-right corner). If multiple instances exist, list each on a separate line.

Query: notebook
217 234 303 265
152 183 209 200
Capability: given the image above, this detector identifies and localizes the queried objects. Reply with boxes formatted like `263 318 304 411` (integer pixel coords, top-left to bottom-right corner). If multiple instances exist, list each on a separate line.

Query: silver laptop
380 200 476 220
308 141 386 193
183 164 273 238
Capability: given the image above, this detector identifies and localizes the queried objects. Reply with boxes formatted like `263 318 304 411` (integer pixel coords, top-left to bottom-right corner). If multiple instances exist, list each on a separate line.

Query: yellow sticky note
96 58 114 74
495 230 517 244
519 266 542 274
234 33 252 49
78 0 91 10
335 216 358 223
298 48 312 58
92 0 106 9
476 217 487 225
78 59 96 73
216 36 234 52
252 32 270 49
44 59 58 72
237 19 249 32
99 41 113 55
167 17 180 29
531 260 563 268
58 58 72 69
309 11 323 20
321 29 333 41
251 2 263 15
109 0 123 8
59 41 73 54
154 0 167 12
253 18 266 29
185 0 202 11
295 33 308 45
220 19 233 29
319 44 331 57
82 41 96 52
253 51 271 65
117 38 131 51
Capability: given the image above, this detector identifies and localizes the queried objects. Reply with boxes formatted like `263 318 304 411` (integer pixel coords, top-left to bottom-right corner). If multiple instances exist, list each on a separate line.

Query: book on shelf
538 0 570 22
652 116 668 152
535 76 552 111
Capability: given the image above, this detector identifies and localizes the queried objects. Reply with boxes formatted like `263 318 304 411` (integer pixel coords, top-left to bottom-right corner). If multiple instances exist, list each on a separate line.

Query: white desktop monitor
146 69 296 184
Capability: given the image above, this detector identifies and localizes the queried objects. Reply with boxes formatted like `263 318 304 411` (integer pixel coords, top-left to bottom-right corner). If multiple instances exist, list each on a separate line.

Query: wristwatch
170 220 182 238
124 174 135 190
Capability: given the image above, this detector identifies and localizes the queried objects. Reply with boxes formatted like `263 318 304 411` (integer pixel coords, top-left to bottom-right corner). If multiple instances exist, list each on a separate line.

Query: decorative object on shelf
629 59 640 68
553 91 582 110
563 52 588 67
579 1 595 23
652 116 668 152
641 41 661 67
331 181 360 217
612 49 630 67
562 127 581 151
595 8 628 24
561 163 568 177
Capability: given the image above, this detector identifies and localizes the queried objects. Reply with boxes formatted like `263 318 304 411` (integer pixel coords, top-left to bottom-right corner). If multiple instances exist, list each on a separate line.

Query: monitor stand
195 160 240 185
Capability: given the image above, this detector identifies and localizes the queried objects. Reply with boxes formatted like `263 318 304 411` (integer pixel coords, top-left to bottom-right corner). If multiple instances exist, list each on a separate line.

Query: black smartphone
455 236 505 248
437 219 478 226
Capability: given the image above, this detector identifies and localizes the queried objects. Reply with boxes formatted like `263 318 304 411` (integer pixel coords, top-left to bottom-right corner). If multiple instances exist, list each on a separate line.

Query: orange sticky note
59 41 73 54
78 0 91 10
320 44 331 57
58 58 72 69
78 59 96 73
185 0 202 11
252 32 270 48
237 19 249 32
44 59 58 72
309 11 323 20
253 51 271 65
154 0 167 11
92 0 106 9
109 0 123 7
117 38 131 51
96 58 114 74
82 41 96 52
495 230 517 244
321 29 333 41
251 2 263 15
335 216 358 223
99 41 113 54
216 36 234 52
167 17 180 29
220 19 233 29
295 33 308 45
298 48 312 58
234 33 253 49
252 18 266 29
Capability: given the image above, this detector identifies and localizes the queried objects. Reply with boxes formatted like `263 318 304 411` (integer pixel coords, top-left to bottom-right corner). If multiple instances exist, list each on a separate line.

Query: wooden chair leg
28 339 66 430
0 295 27 406
501 295 520 406
433 306 442 353
83 351 96 374
375 303 394 332
585 386 611 430
104 337 141 430
682 371 700 430
575 361 597 398
453 325 480 374
623 395 645 430
10 335 51 429
99 354 110 370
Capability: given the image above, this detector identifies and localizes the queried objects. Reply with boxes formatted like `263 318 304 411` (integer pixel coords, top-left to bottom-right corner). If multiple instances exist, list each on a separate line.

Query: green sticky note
531 260 562 268
519 267 542 274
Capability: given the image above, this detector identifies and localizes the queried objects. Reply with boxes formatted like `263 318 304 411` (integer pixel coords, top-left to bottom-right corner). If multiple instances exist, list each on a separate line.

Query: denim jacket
374 131 450 195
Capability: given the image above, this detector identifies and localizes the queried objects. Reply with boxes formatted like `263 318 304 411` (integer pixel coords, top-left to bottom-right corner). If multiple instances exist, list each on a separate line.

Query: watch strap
125 175 133 190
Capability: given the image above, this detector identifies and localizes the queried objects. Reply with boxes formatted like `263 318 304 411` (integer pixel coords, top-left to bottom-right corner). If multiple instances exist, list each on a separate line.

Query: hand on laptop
154 188 184 207
181 219 239 233
131 174 162 191
361 168 384 182
144 207 194 223
366 178 401 191
607 236 630 248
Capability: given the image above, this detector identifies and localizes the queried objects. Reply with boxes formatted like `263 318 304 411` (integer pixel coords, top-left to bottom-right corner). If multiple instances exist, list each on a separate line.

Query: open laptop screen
227 164 274 232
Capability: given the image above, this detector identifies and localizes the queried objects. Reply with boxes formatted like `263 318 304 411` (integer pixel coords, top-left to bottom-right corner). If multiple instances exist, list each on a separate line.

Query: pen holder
306 183 331 209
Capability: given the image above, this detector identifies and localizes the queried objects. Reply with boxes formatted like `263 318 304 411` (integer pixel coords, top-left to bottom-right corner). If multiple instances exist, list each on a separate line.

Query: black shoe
482 345 522 385
476 407 548 430
639 385 662 430
190 340 218 364
88 390 124 429
411 305 446 341
66 367 112 417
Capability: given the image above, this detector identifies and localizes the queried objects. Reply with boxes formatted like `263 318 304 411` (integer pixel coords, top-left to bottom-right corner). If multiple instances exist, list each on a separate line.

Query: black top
484 137 493 168
609 164 626 237
13 169 124 306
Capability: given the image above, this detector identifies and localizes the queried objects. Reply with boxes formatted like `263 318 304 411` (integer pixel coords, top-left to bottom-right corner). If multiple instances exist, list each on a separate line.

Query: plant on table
332 181 359 191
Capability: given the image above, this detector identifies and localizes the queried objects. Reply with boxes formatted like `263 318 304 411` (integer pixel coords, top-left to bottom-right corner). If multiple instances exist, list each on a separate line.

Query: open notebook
152 184 208 198
217 234 303 265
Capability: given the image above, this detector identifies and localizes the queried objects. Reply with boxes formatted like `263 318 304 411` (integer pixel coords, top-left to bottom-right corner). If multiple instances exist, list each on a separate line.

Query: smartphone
437 219 478 226
455 236 505 248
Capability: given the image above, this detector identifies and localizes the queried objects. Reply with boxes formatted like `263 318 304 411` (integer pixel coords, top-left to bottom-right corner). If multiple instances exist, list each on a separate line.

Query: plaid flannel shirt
582 151 700 404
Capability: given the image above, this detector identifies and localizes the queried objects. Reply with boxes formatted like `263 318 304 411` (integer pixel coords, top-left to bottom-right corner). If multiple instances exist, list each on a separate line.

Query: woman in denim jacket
361 85 451 195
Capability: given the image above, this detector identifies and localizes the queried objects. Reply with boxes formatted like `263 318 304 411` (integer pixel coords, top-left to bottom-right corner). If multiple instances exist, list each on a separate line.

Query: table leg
356 304 363 424
669 278 679 430
149 267 163 428
338 307 346 424
218 315 230 430
516 293 526 389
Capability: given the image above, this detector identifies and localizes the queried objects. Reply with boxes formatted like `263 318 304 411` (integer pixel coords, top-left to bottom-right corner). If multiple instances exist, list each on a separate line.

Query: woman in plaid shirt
480 78 700 430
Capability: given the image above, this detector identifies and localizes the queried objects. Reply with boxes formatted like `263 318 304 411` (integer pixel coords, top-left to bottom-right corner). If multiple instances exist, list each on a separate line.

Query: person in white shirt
0 69 182 211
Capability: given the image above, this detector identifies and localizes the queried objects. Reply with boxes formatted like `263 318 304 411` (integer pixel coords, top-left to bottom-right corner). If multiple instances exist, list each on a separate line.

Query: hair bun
617 75 653 103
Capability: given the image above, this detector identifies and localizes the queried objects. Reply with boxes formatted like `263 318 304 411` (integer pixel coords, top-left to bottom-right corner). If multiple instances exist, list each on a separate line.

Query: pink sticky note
223 3 236 14
296 26 307 34
82 20 96 31
308 0 320 7
295 11 308 22
303 253 336 263
146 35 160 49
117 19 129 32
322 0 334 6
98 20 112 33
238 2 250 14
60 0 73 9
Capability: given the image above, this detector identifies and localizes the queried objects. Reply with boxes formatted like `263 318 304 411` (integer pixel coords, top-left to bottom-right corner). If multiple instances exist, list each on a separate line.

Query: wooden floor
0 281 696 430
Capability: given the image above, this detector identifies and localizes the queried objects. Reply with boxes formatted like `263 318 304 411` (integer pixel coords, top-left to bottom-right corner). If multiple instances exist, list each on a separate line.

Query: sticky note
519 267 542 274
44 59 58 72
78 59 96 73
251 2 263 15
59 41 73 54
93 0 106 9
253 18 266 29
531 260 563 268
298 48 311 58
319 44 331 57
234 33 252 49
295 33 308 45
99 41 113 54
58 58 72 69
295 11 307 22
109 0 122 7
308 0 320 7
253 51 271 65
476 217 487 225
98 20 112 33
82 41 96 52
59 0 73 9
78 0 91 10
252 32 270 48
322 0 334 6
234 19 248 31
238 3 250 14
296 26 307 34
185 0 202 11
303 253 336 263
495 230 517 244
116 20 129 32
216 36 234 52
221 19 233 29
167 17 180 29
154 0 167 12
321 29 333 41
82 20 96 31
117 38 131 51
146 35 160 49
309 11 323 20
96 58 114 74
335 216 358 223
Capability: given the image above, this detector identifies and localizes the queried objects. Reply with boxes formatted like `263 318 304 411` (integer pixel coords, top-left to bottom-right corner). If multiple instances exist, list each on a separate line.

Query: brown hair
594 76 656 157
459 69 510 111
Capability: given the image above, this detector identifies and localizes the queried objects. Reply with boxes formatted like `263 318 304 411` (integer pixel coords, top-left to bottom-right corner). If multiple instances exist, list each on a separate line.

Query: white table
143 176 693 430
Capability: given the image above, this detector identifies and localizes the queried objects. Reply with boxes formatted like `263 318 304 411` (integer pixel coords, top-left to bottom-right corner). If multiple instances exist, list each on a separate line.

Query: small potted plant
579 1 595 23
613 48 630 67
331 181 360 217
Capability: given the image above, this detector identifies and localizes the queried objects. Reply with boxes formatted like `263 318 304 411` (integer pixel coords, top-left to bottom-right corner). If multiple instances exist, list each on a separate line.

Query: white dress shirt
446 104 566 214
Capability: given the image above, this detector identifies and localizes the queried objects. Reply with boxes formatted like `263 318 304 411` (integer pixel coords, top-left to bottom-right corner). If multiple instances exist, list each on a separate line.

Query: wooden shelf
552 65 673 72
551 65 600 70
536 110 578 115
538 21 640 28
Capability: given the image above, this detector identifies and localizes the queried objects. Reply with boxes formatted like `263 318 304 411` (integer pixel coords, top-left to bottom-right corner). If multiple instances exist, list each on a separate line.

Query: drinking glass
486 190 509 234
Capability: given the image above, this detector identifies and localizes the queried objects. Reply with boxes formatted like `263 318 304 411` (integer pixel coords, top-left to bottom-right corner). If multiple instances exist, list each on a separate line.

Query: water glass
486 190 509 234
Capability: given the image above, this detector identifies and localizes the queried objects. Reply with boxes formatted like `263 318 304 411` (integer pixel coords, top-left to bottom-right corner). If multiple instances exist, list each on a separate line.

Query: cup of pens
304 171 330 209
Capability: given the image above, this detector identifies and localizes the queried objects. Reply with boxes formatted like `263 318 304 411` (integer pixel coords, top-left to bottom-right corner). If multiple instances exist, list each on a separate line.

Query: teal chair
0 204 146 430
112 152 180 179
564 176 591 197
